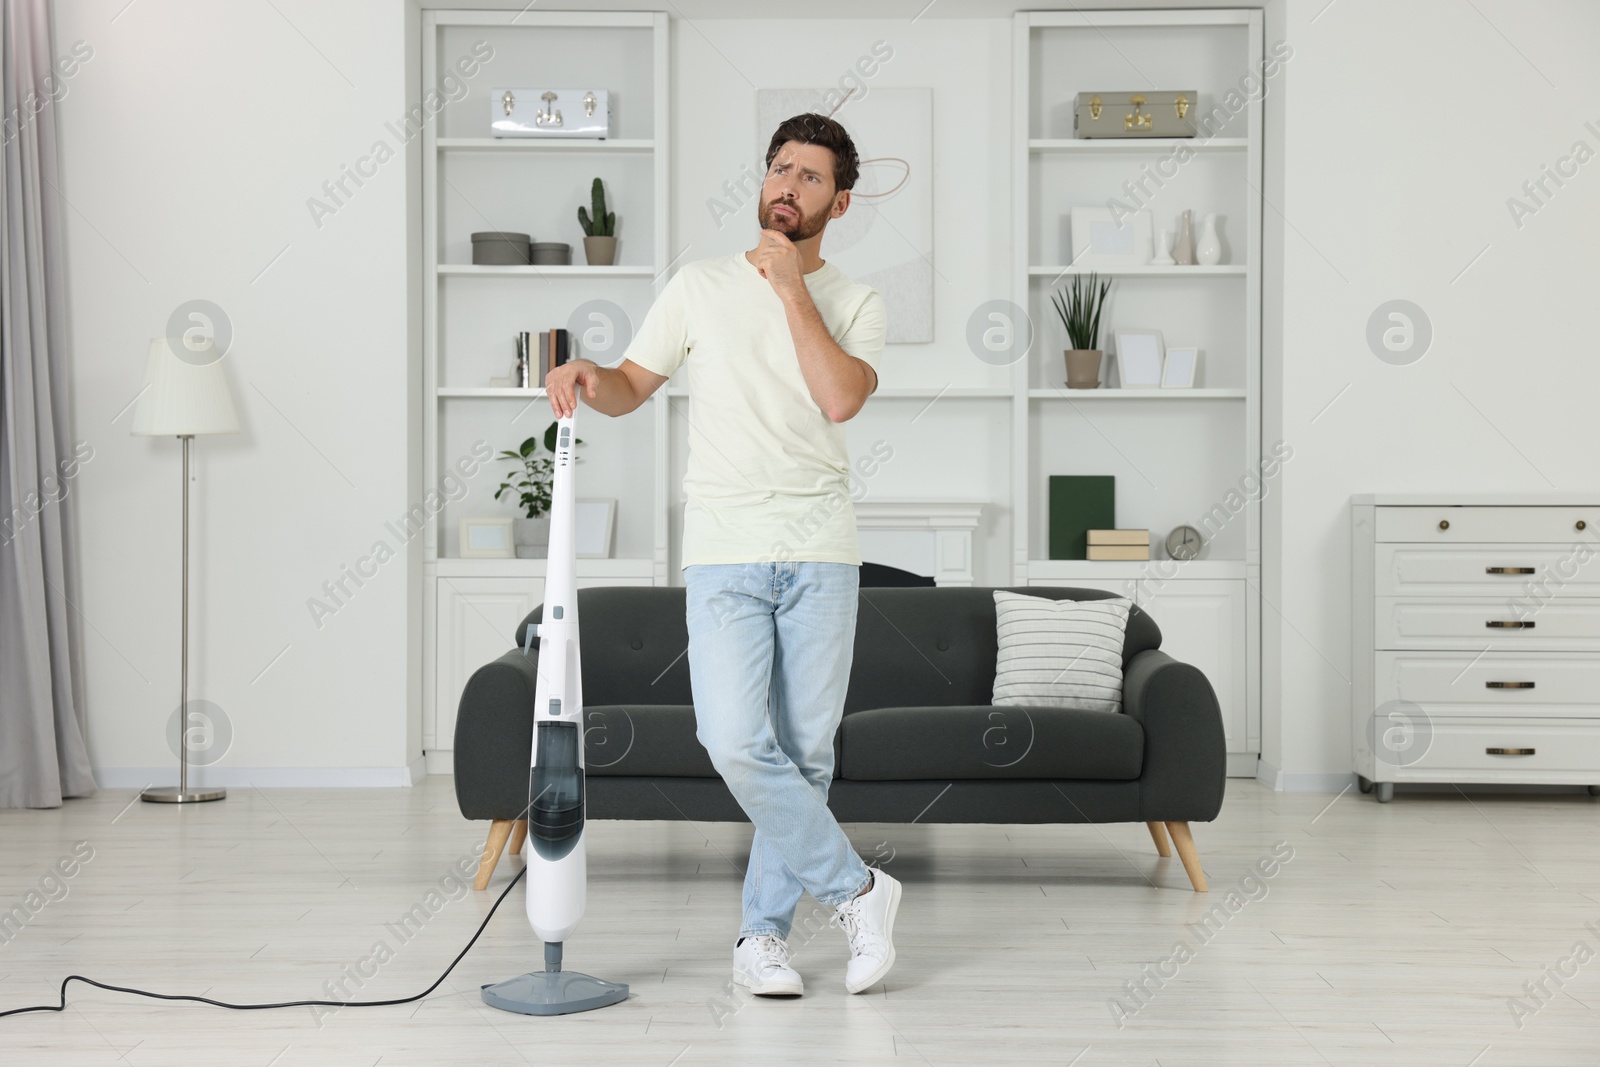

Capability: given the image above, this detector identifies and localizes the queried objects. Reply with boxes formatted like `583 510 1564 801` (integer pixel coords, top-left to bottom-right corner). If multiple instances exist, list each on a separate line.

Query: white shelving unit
419 10 670 771
1013 9 1264 772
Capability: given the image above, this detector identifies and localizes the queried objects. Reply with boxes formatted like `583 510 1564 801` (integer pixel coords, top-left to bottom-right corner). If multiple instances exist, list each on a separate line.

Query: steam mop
481 412 630 1016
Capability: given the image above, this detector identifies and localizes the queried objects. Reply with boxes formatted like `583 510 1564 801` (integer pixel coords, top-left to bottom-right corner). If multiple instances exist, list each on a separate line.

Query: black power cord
0 867 527 1020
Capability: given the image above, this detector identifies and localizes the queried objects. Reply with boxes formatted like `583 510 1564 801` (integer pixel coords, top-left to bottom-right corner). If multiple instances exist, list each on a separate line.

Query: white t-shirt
623 250 887 567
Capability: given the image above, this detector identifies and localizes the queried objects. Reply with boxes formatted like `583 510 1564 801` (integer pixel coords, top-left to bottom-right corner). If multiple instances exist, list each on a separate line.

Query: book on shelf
1086 544 1150 561
1047 475 1115 560
1087 529 1149 546
539 327 570 385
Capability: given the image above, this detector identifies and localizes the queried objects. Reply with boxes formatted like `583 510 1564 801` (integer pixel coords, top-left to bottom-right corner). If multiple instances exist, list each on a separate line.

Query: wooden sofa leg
1164 821 1207 892
1146 821 1172 857
474 819 515 890
508 819 528 859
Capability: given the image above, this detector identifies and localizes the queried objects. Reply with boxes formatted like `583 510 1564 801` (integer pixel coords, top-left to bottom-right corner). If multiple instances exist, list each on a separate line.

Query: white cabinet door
1025 577 1247 752
434 577 546 754
1137 580 1248 753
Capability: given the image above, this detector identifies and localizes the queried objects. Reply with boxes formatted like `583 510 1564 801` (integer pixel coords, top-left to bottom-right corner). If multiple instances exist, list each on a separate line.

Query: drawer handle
1486 620 1535 629
1486 747 1536 756
1485 566 1535 575
1485 681 1535 689
1438 519 1450 530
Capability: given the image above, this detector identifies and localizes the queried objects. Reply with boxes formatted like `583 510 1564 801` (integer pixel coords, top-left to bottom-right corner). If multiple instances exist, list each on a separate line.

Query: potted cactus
578 177 617 266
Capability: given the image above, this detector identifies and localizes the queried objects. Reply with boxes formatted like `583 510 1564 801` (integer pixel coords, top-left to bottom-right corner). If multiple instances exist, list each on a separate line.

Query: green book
1048 476 1115 560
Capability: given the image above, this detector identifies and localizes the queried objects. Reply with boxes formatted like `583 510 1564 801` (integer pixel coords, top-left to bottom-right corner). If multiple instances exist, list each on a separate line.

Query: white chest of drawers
1352 495 1600 801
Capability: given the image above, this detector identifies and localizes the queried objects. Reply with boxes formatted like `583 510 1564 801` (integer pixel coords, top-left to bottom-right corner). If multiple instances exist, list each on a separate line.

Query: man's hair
763 113 860 193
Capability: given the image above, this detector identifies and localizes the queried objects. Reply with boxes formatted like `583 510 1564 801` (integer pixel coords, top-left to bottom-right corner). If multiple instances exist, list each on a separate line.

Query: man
544 112 900 997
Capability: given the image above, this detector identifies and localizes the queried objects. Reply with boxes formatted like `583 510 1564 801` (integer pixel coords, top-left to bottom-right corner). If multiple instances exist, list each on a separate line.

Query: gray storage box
530 242 572 266
471 231 531 265
1074 91 1198 138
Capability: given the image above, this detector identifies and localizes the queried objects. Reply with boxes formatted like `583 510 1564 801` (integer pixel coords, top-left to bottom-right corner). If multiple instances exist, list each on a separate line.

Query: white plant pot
514 515 550 559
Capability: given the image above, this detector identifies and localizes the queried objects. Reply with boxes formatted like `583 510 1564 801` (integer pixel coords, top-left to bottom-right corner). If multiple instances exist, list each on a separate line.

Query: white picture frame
1070 207 1152 269
459 516 515 559
1114 329 1164 388
1161 346 1199 388
575 498 616 559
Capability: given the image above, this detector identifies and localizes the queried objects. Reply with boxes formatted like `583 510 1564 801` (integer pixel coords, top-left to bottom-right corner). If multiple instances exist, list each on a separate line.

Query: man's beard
760 198 826 242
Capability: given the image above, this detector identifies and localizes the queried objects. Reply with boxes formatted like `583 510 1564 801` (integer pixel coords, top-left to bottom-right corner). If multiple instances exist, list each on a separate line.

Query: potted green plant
1050 272 1113 389
494 420 582 557
578 176 617 266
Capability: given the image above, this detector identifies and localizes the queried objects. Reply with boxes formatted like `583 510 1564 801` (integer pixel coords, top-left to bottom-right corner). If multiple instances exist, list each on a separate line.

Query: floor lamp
131 337 240 803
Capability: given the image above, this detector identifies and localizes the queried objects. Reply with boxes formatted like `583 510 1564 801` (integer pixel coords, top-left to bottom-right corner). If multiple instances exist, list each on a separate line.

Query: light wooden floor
1 776 1598 1066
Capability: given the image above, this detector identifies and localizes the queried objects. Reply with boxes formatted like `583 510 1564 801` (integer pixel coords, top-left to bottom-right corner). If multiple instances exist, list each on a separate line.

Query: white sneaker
731 934 804 996
834 868 901 994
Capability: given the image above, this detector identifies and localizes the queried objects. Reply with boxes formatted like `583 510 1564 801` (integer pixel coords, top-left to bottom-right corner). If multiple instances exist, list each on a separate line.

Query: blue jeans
684 561 873 940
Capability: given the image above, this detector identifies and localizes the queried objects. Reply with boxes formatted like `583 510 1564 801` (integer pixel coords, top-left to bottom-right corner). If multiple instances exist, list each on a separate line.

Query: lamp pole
142 433 224 804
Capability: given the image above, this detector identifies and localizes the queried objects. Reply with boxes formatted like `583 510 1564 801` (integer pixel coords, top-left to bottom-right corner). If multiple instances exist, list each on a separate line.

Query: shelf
438 387 546 398
1028 558 1247 581
1029 137 1247 152
1029 265 1247 276
437 264 656 277
665 386 1012 400
433 556 655 579
437 137 654 152
872 387 1012 399
1028 388 1246 400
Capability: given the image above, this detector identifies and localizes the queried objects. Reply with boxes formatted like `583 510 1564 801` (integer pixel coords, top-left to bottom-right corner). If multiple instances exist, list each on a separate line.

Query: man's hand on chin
755 228 805 300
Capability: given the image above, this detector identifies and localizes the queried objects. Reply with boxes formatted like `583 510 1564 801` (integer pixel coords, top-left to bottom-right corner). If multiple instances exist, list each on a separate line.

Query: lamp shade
130 337 241 436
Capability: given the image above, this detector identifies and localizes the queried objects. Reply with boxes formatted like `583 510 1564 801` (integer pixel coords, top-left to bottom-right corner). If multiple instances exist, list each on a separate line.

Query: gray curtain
0 0 95 807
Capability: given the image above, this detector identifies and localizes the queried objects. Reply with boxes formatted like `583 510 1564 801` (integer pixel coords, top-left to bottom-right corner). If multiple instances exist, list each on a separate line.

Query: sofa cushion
992 592 1133 713
577 706 713 778
839 704 1144 781
518 589 696 707
512 586 1160 714
579 705 843 780
844 586 1160 713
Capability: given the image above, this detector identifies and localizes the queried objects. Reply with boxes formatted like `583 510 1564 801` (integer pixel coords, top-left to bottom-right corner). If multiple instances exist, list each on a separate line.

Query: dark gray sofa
453 585 1226 892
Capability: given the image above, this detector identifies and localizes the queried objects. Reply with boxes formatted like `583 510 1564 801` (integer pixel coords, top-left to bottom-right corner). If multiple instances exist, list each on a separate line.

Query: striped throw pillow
991 591 1134 713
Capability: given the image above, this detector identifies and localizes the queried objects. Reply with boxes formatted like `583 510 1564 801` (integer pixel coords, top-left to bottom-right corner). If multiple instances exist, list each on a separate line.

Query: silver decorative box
490 87 611 139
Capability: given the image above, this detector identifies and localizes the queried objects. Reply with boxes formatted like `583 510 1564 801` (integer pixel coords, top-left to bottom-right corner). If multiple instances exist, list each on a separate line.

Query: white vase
1195 213 1222 266
1151 225 1176 266
1172 209 1195 265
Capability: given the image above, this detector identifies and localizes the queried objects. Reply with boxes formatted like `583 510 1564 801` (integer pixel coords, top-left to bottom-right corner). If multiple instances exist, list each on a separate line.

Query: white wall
56 0 423 784
1264 0 1600 787
662 17 1015 579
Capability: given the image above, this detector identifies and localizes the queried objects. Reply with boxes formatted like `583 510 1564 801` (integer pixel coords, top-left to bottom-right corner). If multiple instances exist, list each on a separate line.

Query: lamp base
141 786 226 803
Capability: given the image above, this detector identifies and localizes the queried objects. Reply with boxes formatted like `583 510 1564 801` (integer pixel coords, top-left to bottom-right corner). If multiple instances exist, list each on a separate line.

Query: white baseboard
1255 759 1356 793
94 766 420 789
424 749 454 776
406 754 428 785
